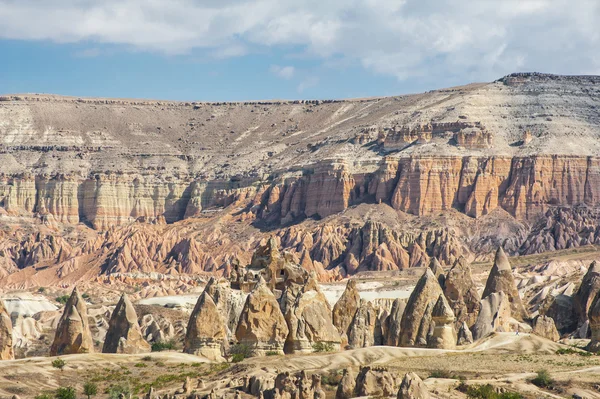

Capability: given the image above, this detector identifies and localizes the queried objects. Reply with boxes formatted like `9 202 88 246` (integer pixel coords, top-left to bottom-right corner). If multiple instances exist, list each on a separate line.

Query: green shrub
151 340 177 352
556 347 592 356
107 384 131 399
312 342 335 353
37 287 46 293
265 351 279 356
531 369 553 388
429 369 464 380
54 387 76 399
229 343 252 362
134 363 147 368
141 355 153 362
82 293 90 299
83 382 98 399
34 394 52 399
464 384 523 399
55 295 70 305
51 358 66 371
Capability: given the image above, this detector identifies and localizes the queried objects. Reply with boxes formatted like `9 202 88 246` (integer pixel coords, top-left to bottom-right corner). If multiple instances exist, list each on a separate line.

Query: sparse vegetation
55 295 70 305
141 355 153 362
229 343 252 362
150 340 177 352
106 384 131 399
429 369 465 380
52 358 66 371
312 342 335 353
34 394 52 399
83 382 98 399
556 347 593 356
134 363 147 368
54 387 76 399
265 351 280 356
531 369 553 388
460 384 523 399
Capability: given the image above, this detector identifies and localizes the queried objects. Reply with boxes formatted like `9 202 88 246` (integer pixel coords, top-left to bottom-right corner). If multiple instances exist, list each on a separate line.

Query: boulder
235 277 289 356
587 293 600 352
400 268 443 346
283 274 341 354
574 261 600 326
443 257 481 327
332 279 360 337
0 299 14 360
355 366 396 397
482 247 527 320
184 280 228 360
103 293 150 354
532 315 560 342
471 292 512 341
456 321 473 345
347 299 377 348
397 372 430 399
336 369 356 399
50 287 94 355
428 294 456 349
385 298 407 346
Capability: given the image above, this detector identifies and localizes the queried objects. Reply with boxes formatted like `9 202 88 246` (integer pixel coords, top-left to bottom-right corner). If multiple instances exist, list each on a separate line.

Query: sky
0 0 599 101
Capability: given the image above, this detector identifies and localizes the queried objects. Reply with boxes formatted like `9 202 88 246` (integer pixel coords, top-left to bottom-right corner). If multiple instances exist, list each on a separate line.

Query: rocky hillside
1 72 600 285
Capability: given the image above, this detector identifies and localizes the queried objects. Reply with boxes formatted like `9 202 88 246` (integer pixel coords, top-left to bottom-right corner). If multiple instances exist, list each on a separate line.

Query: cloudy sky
0 0 598 100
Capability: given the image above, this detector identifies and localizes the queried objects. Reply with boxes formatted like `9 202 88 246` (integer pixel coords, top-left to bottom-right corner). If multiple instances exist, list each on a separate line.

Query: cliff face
0 73 600 282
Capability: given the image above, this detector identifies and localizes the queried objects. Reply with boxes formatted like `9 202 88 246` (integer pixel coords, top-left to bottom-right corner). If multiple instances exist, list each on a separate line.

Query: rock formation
443 257 481 327
385 298 407 346
400 269 443 346
354 366 396 397
471 292 512 341
397 372 430 399
0 299 14 360
102 293 150 354
336 369 356 399
482 247 527 320
235 277 289 356
347 299 377 349
204 278 245 341
574 261 600 326
429 258 445 288
332 279 360 337
283 274 341 353
456 321 473 345
184 279 228 360
428 294 456 349
532 315 560 342
588 293 600 352
50 287 94 356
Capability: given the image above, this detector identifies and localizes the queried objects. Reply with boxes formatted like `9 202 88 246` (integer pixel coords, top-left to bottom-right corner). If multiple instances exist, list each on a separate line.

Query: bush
229 343 252 362
555 347 592 356
134 363 147 368
54 387 76 399
464 384 523 399
265 351 279 356
429 369 464 380
531 369 553 388
37 287 46 293
312 342 335 353
52 358 66 371
83 382 98 399
55 295 70 305
141 355 153 362
34 395 52 399
107 384 131 399
151 340 177 352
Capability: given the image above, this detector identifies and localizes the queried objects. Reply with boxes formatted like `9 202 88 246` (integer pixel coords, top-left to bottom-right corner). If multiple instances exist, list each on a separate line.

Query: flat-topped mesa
50 287 94 355
184 279 228 360
399 268 444 347
102 293 150 354
235 277 289 356
574 261 600 326
0 299 14 360
381 121 487 151
428 294 457 349
482 247 527 320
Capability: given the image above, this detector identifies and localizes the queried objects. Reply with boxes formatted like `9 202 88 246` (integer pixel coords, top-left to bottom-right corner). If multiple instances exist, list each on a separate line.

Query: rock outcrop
0 299 14 360
332 279 360 338
428 294 456 349
184 280 228 360
472 292 512 341
235 277 289 356
400 269 443 346
532 315 560 342
385 298 407 346
588 293 600 352
397 372 430 399
102 293 150 354
574 261 600 326
336 369 356 399
283 274 341 353
50 287 94 356
482 247 527 320
456 321 473 346
443 257 481 327
354 366 396 398
347 299 378 349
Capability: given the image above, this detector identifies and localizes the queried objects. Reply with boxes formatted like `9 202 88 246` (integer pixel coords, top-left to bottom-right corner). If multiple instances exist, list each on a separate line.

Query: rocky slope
1 72 600 284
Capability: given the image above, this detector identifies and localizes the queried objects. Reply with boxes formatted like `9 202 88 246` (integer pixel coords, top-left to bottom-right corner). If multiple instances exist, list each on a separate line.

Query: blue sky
0 0 598 101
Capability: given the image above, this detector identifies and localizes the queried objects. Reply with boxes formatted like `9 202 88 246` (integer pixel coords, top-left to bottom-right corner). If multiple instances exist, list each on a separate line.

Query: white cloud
270 65 295 79
0 0 599 85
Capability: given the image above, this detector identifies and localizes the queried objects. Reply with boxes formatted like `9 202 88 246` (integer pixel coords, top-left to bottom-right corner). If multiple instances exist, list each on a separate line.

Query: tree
54 387 76 399
51 358 66 371
83 382 98 399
